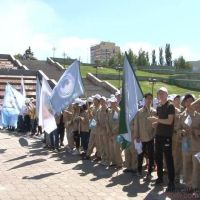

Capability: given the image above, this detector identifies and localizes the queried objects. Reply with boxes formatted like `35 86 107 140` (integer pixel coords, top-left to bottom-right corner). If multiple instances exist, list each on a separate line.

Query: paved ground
0 130 198 200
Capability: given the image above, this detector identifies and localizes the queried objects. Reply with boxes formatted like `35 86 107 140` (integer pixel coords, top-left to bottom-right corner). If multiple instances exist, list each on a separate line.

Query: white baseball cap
92 94 101 100
115 90 121 96
167 95 174 101
72 98 81 104
79 100 86 106
110 94 115 98
87 97 93 103
157 87 168 94
108 97 117 103
100 96 106 101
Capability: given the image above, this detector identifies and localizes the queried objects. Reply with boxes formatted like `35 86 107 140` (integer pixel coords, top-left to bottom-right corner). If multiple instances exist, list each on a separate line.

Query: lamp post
149 78 157 104
52 47 56 58
94 56 100 77
62 52 66 68
117 64 122 89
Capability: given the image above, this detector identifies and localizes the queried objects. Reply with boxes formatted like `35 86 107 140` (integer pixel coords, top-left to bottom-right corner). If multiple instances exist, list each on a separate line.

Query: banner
39 77 57 134
50 60 85 115
1 83 26 127
36 77 41 118
119 53 143 150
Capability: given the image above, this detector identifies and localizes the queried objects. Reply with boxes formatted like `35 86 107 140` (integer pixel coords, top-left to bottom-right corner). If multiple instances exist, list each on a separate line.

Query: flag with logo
119 53 143 150
39 77 57 134
36 77 41 118
50 60 85 115
1 83 26 127
20 76 26 97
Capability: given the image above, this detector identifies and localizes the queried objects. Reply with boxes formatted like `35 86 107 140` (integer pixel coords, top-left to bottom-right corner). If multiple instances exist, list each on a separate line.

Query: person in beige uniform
81 94 101 160
78 101 90 155
123 119 138 173
106 97 123 169
97 96 110 166
177 94 200 196
172 95 182 183
134 93 156 180
63 104 74 153
70 99 81 155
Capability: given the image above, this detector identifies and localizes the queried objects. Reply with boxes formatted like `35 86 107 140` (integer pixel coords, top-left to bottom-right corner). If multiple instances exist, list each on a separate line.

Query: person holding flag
133 93 156 180
106 96 122 169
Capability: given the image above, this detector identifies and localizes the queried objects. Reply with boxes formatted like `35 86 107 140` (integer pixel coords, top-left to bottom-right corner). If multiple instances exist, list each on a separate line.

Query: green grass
79 65 173 78
104 80 200 98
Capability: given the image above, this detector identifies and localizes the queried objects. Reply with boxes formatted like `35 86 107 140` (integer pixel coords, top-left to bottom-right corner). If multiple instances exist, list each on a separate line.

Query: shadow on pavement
8 158 46 170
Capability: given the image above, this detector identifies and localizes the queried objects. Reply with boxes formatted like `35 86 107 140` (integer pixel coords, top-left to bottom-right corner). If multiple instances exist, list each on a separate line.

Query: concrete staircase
20 59 112 98
0 58 18 69
0 75 36 103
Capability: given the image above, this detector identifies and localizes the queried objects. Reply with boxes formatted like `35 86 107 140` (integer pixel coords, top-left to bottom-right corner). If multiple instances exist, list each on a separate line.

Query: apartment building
90 42 120 64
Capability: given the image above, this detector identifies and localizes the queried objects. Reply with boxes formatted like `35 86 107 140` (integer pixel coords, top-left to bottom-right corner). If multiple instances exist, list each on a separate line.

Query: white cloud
0 0 199 64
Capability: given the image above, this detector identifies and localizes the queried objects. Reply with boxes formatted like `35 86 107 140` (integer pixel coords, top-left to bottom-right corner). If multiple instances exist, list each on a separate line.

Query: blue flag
1 83 26 127
50 60 85 115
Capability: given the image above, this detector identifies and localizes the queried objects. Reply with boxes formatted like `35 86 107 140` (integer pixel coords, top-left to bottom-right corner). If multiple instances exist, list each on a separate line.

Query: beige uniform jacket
97 107 109 135
134 106 156 142
63 105 73 128
72 110 80 132
90 104 101 134
173 107 182 142
106 106 120 135
177 110 200 151
79 110 89 132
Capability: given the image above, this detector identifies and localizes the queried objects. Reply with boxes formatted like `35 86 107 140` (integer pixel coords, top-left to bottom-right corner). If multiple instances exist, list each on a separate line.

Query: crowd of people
2 86 200 197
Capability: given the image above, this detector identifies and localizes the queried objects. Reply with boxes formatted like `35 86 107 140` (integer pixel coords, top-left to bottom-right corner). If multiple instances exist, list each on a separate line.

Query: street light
62 52 67 68
52 47 56 58
94 56 100 77
149 78 157 104
117 64 122 89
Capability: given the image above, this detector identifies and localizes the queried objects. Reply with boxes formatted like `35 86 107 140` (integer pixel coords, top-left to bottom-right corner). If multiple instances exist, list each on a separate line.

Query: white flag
20 76 26 97
36 77 41 118
39 77 57 134
184 114 192 127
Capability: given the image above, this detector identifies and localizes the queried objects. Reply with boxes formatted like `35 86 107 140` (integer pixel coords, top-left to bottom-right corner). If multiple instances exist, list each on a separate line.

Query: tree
174 56 192 70
108 56 117 67
116 50 124 66
137 48 149 66
151 50 157 66
159 47 164 66
14 54 23 59
165 44 172 66
128 48 137 66
146 52 149 66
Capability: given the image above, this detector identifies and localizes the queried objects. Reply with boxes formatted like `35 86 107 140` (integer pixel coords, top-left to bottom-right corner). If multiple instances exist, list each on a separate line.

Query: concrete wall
47 57 64 70
175 79 200 90
86 73 118 94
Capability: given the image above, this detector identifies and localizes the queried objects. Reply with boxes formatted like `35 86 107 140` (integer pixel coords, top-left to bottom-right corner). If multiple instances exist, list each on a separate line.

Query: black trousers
24 115 30 132
155 135 175 182
138 139 154 174
57 123 65 143
73 131 80 149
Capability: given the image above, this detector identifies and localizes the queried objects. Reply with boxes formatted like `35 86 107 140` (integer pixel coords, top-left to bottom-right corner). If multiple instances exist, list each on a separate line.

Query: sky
0 0 200 63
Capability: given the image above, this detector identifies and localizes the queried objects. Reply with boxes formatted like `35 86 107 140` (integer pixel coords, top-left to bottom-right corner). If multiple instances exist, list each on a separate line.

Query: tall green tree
151 50 157 66
165 44 172 66
137 48 149 66
174 56 192 70
128 48 137 66
14 54 23 59
159 47 164 66
146 52 149 66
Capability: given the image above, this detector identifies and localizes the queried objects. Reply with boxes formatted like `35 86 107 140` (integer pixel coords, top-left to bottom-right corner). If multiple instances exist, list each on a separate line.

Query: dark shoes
165 182 175 192
143 173 152 181
81 156 90 160
109 164 117 168
123 169 133 173
151 178 164 186
93 157 101 161
133 171 142 177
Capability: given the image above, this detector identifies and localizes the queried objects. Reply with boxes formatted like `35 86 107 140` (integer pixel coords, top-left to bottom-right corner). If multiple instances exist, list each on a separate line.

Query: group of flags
0 54 143 150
